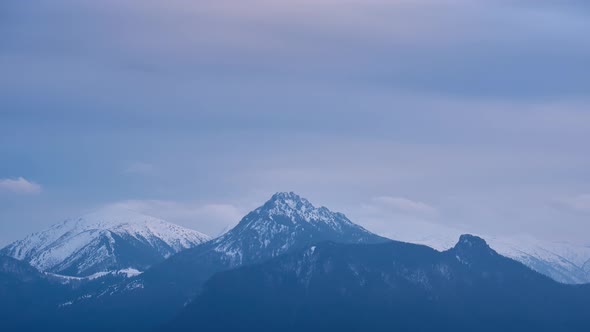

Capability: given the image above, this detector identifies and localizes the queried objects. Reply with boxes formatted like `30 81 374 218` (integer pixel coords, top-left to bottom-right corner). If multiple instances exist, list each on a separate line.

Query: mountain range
4 193 589 285
166 235 590 332
2 192 590 331
1 207 210 277
58 192 388 331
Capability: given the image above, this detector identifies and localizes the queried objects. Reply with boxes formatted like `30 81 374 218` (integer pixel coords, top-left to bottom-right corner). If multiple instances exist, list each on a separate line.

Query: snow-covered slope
1 208 211 277
125 192 387 301
487 236 590 284
209 192 387 266
380 220 590 284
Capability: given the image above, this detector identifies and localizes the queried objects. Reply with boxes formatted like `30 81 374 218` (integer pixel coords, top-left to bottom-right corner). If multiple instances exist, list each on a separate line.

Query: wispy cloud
349 195 465 249
0 177 42 195
368 196 437 216
365 196 438 217
104 199 244 236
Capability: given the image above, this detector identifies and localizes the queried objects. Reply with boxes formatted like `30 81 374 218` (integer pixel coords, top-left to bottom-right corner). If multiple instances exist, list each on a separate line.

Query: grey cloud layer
3 0 590 105
1 0 589 245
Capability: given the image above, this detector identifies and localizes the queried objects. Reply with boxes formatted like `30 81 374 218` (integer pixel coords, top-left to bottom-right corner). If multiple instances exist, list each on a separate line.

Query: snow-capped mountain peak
1 207 211 277
251 192 352 227
210 192 387 266
261 192 321 219
122 192 389 306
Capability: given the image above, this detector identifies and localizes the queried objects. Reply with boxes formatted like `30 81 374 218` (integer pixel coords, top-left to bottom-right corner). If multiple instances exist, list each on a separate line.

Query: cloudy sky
1 0 590 246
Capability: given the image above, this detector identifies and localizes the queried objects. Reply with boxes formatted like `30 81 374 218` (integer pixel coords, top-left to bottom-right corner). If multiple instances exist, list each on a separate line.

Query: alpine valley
2 193 590 331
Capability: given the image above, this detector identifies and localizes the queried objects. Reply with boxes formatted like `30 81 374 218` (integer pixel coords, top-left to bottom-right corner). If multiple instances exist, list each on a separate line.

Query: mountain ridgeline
1 208 211 277
63 192 388 331
167 235 590 332
148 192 385 286
2 192 590 332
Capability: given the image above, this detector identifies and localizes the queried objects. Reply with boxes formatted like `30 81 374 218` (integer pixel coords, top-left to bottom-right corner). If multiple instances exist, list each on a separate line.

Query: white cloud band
0 177 42 195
